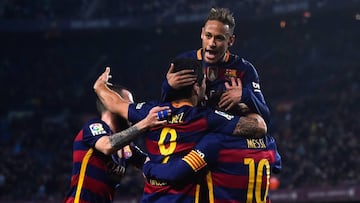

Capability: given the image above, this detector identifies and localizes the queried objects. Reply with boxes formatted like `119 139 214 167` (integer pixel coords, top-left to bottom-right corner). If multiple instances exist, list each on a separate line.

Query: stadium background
0 0 359 202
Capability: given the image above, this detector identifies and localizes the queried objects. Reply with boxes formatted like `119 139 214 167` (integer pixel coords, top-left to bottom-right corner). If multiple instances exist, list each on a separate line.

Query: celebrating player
143 130 281 202
64 85 168 203
162 7 270 123
93 58 267 202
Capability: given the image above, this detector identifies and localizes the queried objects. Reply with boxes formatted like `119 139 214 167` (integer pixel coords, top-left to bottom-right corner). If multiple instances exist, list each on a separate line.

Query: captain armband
182 150 207 172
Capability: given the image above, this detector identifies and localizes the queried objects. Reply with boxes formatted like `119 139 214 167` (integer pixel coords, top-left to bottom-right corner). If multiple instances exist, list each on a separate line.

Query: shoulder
130 100 159 110
230 54 256 69
176 49 198 59
83 118 110 137
264 134 278 147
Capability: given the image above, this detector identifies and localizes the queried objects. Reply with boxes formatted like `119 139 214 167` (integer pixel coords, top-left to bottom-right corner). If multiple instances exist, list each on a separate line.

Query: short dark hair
206 7 235 34
96 84 131 130
168 58 204 100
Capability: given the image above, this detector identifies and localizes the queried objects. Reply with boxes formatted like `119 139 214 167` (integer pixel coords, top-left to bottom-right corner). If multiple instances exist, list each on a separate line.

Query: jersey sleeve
82 119 111 147
240 59 271 123
143 158 196 182
160 79 177 102
266 135 282 173
127 102 156 124
143 133 222 182
206 109 240 135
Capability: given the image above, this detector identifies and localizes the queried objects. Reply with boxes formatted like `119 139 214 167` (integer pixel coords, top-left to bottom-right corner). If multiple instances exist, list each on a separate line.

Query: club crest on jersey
89 123 107 136
122 145 133 159
206 66 218 81
224 69 237 80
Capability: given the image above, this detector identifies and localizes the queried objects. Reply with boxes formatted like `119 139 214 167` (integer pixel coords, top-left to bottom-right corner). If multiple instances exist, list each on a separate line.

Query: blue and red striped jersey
127 101 242 203
64 118 118 203
143 134 281 203
162 48 270 123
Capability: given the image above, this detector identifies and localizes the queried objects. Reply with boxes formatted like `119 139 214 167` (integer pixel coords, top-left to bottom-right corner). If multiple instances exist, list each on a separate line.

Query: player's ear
193 83 200 96
200 27 205 39
228 35 235 47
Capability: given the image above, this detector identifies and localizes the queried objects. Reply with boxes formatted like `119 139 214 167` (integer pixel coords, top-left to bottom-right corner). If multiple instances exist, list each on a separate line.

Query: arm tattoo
109 125 142 149
233 117 261 137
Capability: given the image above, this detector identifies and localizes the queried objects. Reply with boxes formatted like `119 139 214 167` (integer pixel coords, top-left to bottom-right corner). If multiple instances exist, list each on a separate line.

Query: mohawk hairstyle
206 7 235 34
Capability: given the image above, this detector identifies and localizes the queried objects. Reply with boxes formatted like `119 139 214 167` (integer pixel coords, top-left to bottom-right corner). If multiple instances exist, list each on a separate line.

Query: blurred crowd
0 1 359 202
0 0 324 20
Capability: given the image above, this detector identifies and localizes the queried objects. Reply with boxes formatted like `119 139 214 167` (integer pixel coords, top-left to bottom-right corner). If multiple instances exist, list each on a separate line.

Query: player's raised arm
93 67 130 119
95 106 171 155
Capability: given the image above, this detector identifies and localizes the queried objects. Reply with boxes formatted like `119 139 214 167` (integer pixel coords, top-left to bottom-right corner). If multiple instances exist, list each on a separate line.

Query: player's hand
218 77 243 111
166 63 197 89
237 103 251 114
145 106 171 128
127 144 148 168
144 157 150 164
108 150 127 181
93 67 113 91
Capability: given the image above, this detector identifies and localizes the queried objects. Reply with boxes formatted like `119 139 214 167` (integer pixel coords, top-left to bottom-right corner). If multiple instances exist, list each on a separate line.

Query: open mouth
205 49 218 60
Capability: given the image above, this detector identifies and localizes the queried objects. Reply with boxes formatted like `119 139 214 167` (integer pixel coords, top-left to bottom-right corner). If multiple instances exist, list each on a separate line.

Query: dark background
0 0 359 202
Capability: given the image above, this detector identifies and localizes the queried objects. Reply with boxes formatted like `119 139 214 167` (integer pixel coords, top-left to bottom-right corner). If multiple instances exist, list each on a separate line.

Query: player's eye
215 35 226 41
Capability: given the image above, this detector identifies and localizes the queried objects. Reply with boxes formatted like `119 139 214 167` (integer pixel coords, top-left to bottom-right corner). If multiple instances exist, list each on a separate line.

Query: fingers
177 76 197 86
144 157 150 164
105 66 111 74
104 67 113 86
236 78 242 88
224 81 231 89
175 71 196 84
150 106 171 121
178 69 194 75
218 97 236 111
167 63 175 74
168 69 196 89
225 77 241 89
218 93 231 108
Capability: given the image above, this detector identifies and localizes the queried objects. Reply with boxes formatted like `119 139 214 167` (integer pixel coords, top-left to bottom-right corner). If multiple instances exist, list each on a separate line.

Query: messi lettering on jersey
247 138 266 149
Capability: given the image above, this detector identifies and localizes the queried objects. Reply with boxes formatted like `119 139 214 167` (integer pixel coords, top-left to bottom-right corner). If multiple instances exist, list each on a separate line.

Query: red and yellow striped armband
182 150 207 172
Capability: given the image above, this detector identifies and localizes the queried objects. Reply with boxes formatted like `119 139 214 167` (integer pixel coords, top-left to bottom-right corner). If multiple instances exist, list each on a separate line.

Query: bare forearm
109 119 148 149
95 84 129 118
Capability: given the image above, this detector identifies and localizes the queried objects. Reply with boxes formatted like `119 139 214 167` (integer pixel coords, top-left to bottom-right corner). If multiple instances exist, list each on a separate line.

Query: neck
101 111 115 132
172 98 197 108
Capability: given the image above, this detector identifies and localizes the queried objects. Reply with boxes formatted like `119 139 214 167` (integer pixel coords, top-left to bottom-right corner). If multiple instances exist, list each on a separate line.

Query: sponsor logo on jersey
136 102 145 109
89 123 107 136
214 110 234 120
252 82 261 92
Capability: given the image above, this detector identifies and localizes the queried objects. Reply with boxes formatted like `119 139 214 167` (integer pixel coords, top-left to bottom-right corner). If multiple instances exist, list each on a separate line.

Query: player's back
142 102 211 203
204 134 278 203
64 119 116 203
127 100 241 203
